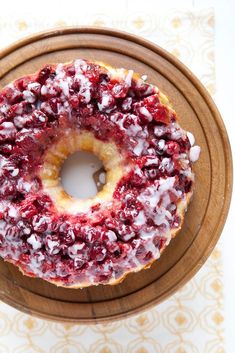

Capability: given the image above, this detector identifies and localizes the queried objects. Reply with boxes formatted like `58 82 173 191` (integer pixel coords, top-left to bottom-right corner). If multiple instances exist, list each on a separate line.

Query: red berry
32 215 48 232
44 234 61 255
4 86 22 104
19 253 30 264
20 203 37 219
152 104 170 124
15 77 31 91
112 82 129 98
69 95 80 109
0 143 13 154
0 122 17 142
68 241 89 260
165 141 180 155
90 244 107 262
37 65 54 85
121 97 132 112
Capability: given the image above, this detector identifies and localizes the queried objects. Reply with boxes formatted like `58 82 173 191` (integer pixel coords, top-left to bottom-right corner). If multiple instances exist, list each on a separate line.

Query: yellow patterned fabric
0 8 224 353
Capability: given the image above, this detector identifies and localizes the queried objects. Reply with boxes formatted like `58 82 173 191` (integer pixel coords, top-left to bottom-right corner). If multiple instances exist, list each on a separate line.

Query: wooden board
0 27 232 323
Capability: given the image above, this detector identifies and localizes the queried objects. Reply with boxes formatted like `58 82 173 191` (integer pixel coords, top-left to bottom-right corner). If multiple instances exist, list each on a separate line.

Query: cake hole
60 151 106 199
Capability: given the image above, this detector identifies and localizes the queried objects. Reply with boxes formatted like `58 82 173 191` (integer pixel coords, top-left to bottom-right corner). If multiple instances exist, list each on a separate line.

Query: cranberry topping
0 59 200 286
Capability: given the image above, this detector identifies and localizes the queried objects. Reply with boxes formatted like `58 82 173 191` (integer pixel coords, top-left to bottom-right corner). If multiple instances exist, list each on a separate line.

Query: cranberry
112 82 129 98
22 90 36 103
73 257 85 269
135 244 150 263
78 86 92 104
165 141 180 155
123 192 142 210
143 155 159 167
154 125 167 137
42 261 55 273
7 101 33 118
0 156 18 180
0 116 5 124
47 98 58 114
90 214 104 226
133 102 153 123
153 236 167 250
15 77 31 91
90 243 107 262
6 225 20 239
66 66 76 76
121 97 132 112
105 218 119 230
144 168 158 179
45 234 61 255
25 110 48 128
132 80 155 98
144 94 159 106
19 253 30 264
117 224 135 242
130 169 147 186
159 158 174 174
63 229 75 245
101 230 117 242
37 65 54 85
152 104 170 124
17 220 31 235
146 147 157 156
27 233 42 250
80 226 101 242
4 86 22 104
107 241 120 254
0 122 17 142
118 243 132 259
117 208 135 223
177 174 192 193
96 260 113 282
167 202 177 215
15 129 38 151
178 136 191 151
20 202 37 219
69 95 80 109
58 259 76 275
71 80 80 92
5 205 19 222
27 82 41 96
0 180 16 197
32 215 48 232
98 91 116 112
68 241 89 260
122 114 141 130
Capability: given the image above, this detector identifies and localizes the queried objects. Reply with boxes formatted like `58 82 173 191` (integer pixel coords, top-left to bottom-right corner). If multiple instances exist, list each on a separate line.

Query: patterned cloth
0 8 225 353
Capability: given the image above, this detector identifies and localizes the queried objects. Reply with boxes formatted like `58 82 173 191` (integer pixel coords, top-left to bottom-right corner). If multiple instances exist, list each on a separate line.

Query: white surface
61 151 103 199
212 2 235 352
196 2 235 353
1 0 235 352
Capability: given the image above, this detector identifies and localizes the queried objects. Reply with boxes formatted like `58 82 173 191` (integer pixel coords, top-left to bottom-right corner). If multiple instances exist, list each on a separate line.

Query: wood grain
0 27 232 323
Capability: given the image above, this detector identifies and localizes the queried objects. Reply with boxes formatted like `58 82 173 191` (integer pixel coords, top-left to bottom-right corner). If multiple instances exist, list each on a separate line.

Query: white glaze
189 145 201 162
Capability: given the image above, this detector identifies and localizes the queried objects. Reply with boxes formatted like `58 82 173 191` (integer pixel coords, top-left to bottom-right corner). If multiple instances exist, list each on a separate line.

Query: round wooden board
0 27 232 323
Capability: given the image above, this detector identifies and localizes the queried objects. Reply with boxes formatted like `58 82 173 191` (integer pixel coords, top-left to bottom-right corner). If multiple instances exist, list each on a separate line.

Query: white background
1 0 235 352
